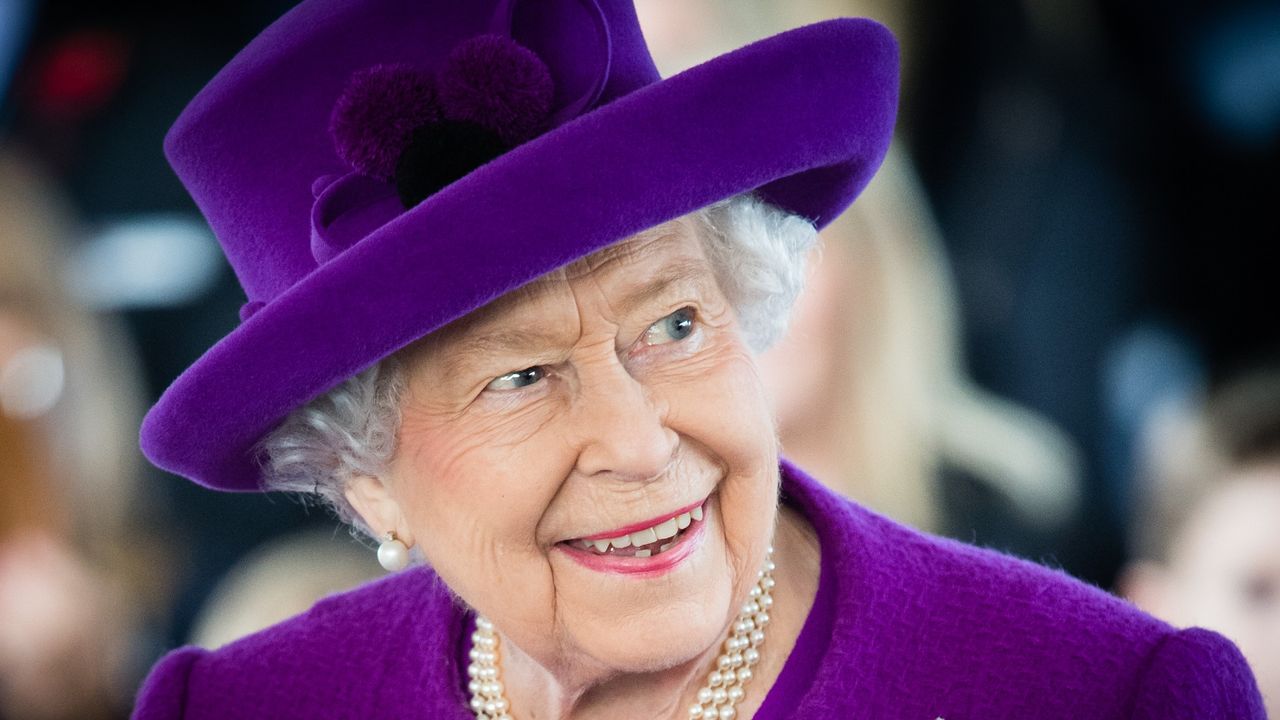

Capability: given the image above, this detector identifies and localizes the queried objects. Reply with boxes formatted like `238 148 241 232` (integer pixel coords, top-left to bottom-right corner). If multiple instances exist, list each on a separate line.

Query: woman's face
375 216 780 675
1162 468 1280 714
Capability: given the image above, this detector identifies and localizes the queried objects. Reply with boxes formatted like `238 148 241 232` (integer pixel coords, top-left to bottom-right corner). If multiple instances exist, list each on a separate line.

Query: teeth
654 517 678 540
573 501 709 555
630 526 658 547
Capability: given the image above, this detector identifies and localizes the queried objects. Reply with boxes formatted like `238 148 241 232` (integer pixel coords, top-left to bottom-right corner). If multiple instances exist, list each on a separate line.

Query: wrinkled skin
347 215 819 719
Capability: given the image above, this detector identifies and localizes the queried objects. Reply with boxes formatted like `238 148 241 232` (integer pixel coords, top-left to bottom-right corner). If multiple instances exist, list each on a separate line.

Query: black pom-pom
394 120 507 208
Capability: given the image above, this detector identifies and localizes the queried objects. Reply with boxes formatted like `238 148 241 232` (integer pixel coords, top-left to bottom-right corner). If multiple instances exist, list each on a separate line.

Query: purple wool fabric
139 0 899 493
132 463 1265 719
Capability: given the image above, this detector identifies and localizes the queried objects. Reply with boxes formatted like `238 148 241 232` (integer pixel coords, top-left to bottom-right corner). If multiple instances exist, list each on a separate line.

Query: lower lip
557 513 708 577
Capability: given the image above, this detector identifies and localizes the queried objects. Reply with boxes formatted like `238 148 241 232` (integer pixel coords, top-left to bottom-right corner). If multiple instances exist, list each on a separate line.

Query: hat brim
141 18 898 491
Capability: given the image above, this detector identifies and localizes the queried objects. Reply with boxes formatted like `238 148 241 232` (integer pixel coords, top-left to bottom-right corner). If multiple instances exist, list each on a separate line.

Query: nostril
574 427 678 482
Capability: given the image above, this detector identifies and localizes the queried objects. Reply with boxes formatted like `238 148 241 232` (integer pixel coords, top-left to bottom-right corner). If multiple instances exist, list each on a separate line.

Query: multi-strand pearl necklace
466 547 776 720
467 616 512 719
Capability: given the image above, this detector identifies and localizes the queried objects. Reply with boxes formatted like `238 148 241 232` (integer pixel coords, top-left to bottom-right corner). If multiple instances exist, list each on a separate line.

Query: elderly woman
132 1 1264 718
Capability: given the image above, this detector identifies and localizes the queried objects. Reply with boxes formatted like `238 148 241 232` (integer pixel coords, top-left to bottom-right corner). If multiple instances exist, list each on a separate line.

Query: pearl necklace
466 547 776 720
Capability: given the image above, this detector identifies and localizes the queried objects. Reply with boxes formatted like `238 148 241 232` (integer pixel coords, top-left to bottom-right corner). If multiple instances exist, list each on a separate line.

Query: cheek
392 422 571 622
662 343 779 551
661 342 777 466
399 403 565 530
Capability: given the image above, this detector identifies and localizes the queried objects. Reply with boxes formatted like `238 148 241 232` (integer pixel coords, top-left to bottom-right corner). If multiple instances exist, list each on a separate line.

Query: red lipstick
559 518 707 577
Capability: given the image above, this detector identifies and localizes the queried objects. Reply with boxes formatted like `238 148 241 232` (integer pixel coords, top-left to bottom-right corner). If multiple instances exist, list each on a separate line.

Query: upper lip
569 497 706 542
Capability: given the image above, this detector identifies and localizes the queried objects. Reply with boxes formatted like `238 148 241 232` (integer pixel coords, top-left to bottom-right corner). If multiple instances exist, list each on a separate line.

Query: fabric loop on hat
495 0 611 128
310 172 403 266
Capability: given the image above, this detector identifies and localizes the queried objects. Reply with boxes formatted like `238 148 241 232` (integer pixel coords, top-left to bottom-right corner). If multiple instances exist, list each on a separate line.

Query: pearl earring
377 531 410 571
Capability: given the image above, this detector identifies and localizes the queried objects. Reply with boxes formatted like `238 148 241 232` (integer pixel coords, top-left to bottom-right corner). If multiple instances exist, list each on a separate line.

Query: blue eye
645 307 695 345
486 367 544 391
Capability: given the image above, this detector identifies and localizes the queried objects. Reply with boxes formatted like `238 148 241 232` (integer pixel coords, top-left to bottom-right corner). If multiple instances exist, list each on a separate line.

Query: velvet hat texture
142 0 900 491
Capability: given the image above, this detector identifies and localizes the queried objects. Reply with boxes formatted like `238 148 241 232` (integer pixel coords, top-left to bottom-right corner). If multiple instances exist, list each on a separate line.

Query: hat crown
164 0 658 306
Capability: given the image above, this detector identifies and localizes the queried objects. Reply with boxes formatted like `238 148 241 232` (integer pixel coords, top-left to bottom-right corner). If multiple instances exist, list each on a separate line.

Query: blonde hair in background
0 146 156 720
639 0 921 105
828 147 1081 531
0 148 148 545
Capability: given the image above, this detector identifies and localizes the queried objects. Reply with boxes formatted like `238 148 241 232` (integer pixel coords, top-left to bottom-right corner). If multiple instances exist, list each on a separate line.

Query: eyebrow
611 259 713 317
438 327 558 382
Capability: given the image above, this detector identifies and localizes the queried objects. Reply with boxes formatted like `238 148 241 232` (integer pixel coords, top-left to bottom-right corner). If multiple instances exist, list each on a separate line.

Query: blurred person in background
3 0 379 660
757 148 1082 540
4 3 388 672
0 148 163 719
1122 370 1280 716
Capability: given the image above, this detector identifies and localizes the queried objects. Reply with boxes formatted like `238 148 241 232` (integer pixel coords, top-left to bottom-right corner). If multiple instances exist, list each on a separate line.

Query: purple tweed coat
132 462 1265 718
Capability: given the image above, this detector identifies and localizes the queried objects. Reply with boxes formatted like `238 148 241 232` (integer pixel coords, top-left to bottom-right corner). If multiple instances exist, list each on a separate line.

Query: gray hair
258 194 817 531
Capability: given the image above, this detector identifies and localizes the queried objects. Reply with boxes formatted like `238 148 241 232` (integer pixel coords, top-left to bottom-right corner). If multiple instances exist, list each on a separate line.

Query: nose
571 356 678 482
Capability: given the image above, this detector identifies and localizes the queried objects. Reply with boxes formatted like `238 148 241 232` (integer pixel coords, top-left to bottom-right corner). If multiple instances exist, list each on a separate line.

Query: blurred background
0 0 1276 717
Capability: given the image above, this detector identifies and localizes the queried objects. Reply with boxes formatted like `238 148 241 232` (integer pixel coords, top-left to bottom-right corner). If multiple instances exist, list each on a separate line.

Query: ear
345 474 415 547
1117 560 1175 622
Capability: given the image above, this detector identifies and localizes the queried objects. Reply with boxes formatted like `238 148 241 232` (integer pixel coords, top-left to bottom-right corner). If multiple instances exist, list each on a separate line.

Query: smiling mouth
563 500 706 559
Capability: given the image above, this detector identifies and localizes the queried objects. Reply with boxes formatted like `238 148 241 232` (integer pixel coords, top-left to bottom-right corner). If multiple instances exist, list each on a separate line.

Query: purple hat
142 0 899 491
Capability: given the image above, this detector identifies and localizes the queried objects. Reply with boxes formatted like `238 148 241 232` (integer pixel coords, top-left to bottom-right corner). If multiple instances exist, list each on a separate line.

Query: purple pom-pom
439 35 554 145
330 64 440 179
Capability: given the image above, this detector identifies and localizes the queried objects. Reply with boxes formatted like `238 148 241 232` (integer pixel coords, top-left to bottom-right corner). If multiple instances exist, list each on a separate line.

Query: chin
555 528 738 673
574 590 735 674
544 487 772 676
